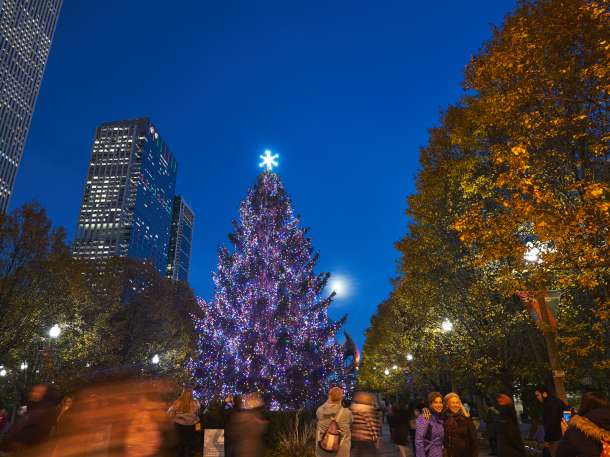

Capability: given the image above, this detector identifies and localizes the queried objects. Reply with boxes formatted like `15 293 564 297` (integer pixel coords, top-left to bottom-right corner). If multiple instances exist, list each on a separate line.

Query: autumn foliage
361 0 609 396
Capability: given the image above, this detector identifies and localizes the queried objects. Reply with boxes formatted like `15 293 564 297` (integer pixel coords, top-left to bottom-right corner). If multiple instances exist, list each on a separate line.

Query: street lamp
151 354 160 365
384 368 390 376
49 324 61 339
520 246 567 402
406 353 414 361
441 319 453 333
20 362 28 371
0 366 6 377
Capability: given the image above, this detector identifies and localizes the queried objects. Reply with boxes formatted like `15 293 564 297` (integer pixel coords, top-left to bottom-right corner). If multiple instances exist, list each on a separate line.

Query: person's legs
184 425 196 457
351 441 364 457
548 441 559 457
397 444 411 457
175 424 196 457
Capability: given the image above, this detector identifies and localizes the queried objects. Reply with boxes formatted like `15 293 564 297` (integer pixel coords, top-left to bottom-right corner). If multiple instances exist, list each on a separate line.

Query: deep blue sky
12 0 515 348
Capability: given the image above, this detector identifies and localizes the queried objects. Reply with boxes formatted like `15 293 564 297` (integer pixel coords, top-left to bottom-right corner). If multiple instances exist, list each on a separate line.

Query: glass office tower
73 118 178 275
166 195 194 282
0 0 62 212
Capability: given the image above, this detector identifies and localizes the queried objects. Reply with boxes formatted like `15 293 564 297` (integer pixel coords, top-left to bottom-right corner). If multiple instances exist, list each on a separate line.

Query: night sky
12 0 515 348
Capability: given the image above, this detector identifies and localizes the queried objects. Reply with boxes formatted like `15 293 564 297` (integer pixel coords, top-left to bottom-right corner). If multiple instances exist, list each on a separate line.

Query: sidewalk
378 423 399 457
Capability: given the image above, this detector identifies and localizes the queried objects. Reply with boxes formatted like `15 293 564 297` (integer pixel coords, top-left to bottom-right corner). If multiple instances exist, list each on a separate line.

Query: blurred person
226 392 268 457
316 386 352 457
167 385 200 457
483 400 499 456
0 408 9 434
494 393 525 457
415 392 444 457
0 383 60 454
47 374 177 457
53 395 73 436
557 391 610 457
535 384 567 457
443 392 478 457
350 391 382 457
410 402 424 455
389 401 412 457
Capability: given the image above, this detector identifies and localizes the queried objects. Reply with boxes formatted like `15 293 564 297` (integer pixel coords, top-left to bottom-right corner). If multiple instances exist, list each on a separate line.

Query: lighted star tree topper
259 149 279 171
190 164 347 410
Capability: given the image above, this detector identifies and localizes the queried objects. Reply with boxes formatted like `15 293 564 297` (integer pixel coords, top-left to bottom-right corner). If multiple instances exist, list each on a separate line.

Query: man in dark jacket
557 391 610 457
536 385 567 457
495 393 526 457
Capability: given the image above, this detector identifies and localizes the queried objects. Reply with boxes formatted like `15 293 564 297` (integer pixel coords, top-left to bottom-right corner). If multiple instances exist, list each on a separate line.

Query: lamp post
49 325 61 339
519 245 567 402
440 319 454 392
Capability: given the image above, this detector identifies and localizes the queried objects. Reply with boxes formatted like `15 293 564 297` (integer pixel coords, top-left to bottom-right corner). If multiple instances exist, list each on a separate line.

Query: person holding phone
557 391 610 457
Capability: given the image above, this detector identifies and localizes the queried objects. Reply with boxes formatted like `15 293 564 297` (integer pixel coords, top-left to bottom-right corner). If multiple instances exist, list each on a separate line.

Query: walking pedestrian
0 408 9 434
167 385 200 457
535 385 567 457
415 392 444 457
350 391 382 457
443 392 478 457
0 383 60 454
557 391 610 457
410 402 424 455
483 400 499 455
226 392 268 457
494 393 525 457
316 386 352 457
389 401 413 457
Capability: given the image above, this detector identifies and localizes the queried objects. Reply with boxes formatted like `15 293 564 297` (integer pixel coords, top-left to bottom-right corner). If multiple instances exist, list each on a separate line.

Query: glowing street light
392 364 398 370
151 354 160 365
524 242 542 264
406 353 414 361
441 319 453 333
20 362 28 371
49 324 61 339
384 368 390 375
0 366 6 377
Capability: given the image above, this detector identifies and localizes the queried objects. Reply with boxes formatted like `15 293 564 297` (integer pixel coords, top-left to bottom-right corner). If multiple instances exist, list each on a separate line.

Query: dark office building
73 118 178 275
0 0 62 212
166 196 194 282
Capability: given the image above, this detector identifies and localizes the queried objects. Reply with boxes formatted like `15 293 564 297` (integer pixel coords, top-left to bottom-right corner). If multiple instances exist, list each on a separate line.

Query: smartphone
563 410 572 423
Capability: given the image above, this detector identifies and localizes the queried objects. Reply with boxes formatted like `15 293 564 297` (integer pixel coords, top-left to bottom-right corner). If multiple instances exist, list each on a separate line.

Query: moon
328 275 351 298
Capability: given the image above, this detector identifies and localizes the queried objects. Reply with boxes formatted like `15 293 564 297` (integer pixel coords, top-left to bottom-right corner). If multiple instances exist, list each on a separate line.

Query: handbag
318 408 346 452
601 440 610 457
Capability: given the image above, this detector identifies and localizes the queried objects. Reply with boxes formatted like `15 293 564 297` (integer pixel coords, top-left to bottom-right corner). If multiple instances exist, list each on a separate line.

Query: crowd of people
0 380 607 457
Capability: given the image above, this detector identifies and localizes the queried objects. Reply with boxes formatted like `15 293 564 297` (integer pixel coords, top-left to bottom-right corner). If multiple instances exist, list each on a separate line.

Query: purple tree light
190 171 346 409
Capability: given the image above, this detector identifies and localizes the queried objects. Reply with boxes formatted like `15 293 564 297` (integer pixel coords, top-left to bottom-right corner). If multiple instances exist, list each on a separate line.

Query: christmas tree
191 167 346 409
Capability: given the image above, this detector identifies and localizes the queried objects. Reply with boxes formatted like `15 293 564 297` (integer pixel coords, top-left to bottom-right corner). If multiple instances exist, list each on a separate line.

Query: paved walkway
378 423 399 457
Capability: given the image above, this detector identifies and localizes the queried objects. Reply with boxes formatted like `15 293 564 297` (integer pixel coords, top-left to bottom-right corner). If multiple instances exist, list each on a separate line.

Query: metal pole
536 291 567 403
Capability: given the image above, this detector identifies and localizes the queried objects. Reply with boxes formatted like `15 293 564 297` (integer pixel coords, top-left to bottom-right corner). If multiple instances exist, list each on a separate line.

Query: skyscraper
166 195 194 282
73 118 177 275
0 0 62 212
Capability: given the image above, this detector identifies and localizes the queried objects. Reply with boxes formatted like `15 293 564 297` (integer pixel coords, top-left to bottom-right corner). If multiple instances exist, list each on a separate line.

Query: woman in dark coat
389 402 412 457
557 391 610 457
226 393 268 457
443 393 478 457
494 393 525 457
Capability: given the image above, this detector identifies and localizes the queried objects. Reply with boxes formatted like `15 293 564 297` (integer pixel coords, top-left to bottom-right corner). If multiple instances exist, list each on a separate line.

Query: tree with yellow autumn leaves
361 0 609 397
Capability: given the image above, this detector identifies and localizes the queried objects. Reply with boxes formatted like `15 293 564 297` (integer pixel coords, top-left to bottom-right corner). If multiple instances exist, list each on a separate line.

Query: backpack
319 408 346 452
